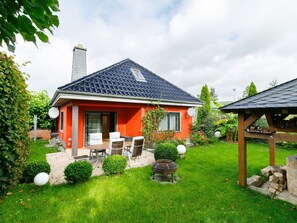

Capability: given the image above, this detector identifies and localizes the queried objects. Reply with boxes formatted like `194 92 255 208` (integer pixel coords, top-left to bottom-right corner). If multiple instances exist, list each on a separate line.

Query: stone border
248 182 297 205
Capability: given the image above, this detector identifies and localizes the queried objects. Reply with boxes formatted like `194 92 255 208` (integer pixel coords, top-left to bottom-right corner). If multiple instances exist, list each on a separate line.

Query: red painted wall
58 100 193 149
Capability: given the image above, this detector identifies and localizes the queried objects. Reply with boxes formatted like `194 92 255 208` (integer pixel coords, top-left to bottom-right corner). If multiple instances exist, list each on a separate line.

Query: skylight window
130 68 146 82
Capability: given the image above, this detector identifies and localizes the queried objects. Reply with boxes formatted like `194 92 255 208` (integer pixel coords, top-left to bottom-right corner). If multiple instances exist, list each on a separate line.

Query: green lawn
26 140 59 163
0 141 297 222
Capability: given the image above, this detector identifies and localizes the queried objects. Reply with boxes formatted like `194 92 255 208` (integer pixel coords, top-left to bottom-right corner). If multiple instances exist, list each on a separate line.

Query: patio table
85 139 131 168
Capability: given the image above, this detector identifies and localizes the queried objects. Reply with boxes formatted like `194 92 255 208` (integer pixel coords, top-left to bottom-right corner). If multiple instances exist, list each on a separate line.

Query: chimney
71 44 87 82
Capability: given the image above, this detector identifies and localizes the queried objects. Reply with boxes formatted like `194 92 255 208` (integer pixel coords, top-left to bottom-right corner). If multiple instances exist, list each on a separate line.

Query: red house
50 45 201 156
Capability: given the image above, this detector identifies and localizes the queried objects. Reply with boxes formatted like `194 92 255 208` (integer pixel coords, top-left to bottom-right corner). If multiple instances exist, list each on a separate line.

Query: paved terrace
46 149 155 185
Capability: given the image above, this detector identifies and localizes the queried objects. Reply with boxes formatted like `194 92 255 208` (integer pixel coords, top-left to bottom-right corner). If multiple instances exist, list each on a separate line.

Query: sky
3 0 297 101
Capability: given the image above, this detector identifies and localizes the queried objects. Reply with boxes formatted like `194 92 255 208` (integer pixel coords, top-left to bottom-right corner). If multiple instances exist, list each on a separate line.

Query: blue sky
4 0 297 101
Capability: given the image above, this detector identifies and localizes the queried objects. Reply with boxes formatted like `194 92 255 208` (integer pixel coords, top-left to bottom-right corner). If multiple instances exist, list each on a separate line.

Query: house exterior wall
58 100 193 149
58 105 72 148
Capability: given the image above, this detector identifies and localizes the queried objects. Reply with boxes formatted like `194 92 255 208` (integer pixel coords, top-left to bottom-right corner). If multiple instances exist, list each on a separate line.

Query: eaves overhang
50 90 202 108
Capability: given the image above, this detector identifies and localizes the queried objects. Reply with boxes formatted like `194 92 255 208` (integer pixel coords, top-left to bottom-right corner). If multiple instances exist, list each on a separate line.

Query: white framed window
60 112 64 131
158 112 181 132
130 68 146 82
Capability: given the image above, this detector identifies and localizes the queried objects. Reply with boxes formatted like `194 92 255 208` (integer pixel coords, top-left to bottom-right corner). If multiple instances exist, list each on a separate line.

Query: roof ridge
128 59 200 103
58 58 131 90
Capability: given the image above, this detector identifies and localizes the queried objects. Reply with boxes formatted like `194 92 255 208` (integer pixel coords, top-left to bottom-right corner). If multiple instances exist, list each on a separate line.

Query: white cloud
2 0 297 101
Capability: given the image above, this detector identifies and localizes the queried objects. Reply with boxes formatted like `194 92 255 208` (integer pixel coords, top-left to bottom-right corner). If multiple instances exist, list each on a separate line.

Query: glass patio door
85 112 102 146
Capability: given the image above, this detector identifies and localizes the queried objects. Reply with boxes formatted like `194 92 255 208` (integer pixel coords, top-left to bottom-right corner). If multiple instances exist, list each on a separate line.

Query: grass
0 141 297 222
26 140 59 163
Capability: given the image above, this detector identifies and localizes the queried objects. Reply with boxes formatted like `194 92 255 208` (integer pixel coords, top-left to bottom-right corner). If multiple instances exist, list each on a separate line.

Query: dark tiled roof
58 58 201 105
221 78 297 112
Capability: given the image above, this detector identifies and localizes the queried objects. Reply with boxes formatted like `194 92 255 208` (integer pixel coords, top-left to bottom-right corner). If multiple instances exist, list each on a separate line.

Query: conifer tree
197 85 211 125
247 82 257 97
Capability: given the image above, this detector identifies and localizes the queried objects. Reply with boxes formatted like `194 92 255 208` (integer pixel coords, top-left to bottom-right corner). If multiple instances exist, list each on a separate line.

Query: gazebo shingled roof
220 78 297 187
221 77 297 113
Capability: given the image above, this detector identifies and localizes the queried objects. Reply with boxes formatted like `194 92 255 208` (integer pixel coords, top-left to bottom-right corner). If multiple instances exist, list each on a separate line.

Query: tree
197 85 211 125
242 82 258 98
268 79 279 88
0 0 60 51
0 52 30 196
29 90 52 129
210 87 218 102
200 85 211 111
248 82 257 97
0 1 60 196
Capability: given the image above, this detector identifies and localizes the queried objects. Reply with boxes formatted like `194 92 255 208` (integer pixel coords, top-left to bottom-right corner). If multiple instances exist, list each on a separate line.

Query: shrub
102 155 127 175
29 91 52 129
165 138 186 147
142 106 166 148
154 143 178 162
190 131 215 146
215 113 238 143
64 161 93 184
22 161 51 183
156 130 175 144
0 53 30 196
277 141 297 150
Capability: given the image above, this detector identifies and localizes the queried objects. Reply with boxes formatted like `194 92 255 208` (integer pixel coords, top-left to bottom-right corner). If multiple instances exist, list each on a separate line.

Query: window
158 112 181 132
60 112 64 131
130 68 146 82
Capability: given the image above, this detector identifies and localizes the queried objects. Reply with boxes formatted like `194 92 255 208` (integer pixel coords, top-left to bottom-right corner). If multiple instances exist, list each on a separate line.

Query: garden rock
247 175 262 187
261 166 274 177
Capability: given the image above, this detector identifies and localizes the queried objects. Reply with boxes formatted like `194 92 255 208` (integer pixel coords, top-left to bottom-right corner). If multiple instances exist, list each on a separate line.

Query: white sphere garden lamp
177 144 186 159
34 172 49 186
214 131 221 138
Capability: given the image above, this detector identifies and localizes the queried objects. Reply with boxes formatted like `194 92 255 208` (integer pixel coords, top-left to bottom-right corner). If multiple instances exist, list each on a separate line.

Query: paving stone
46 148 155 185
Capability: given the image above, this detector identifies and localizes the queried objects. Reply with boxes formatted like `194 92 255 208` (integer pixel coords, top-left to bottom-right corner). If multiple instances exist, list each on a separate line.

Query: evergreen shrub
0 53 30 196
102 155 127 175
22 161 51 183
154 143 178 161
64 161 93 184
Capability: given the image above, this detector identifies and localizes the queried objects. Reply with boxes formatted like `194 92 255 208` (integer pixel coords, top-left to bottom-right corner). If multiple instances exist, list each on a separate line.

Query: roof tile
58 58 201 104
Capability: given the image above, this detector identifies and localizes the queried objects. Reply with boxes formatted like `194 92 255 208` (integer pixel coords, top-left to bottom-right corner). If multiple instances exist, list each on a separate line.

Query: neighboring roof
51 58 201 107
221 78 297 113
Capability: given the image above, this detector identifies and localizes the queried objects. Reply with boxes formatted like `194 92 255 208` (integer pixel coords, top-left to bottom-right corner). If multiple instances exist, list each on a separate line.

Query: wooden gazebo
221 78 297 187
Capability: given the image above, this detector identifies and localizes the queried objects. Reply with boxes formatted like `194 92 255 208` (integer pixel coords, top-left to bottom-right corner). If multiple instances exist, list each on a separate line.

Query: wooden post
268 138 276 166
72 105 79 157
238 113 247 187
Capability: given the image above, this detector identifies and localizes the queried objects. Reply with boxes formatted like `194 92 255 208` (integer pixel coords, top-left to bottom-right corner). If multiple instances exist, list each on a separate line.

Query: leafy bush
29 90 52 129
156 130 175 144
165 138 186 147
203 116 216 139
277 141 297 150
215 113 238 143
0 53 30 196
154 143 178 162
190 131 216 146
64 161 93 184
22 161 51 183
142 106 166 148
102 155 127 175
